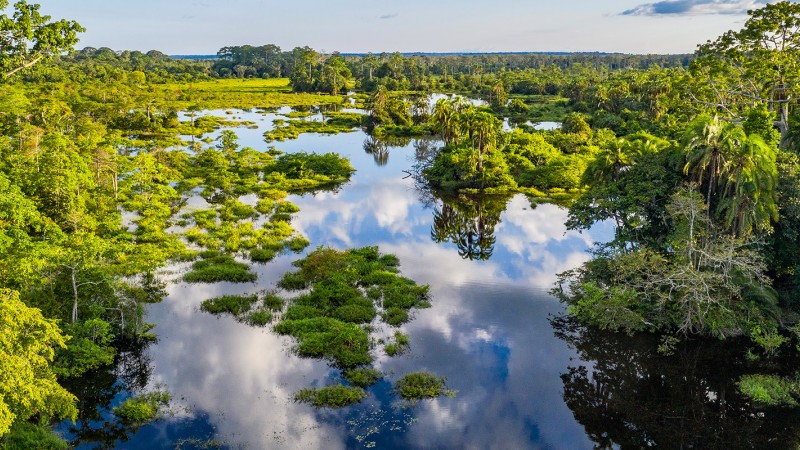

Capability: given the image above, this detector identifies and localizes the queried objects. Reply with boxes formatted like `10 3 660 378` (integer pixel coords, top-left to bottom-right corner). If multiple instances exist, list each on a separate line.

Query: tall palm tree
683 115 740 209
718 134 778 236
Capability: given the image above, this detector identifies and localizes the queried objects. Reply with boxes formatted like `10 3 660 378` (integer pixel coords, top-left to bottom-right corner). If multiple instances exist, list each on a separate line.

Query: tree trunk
71 267 79 324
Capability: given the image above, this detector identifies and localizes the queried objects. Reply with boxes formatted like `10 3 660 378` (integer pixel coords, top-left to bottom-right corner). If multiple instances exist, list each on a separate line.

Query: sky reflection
115 109 612 449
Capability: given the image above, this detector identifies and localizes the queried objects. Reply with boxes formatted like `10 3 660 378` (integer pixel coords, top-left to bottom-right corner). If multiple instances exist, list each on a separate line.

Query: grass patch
264 119 357 142
344 368 382 388
200 294 259 316
293 385 366 408
395 372 454 400
183 255 257 283
739 374 800 406
113 390 171 425
385 331 410 356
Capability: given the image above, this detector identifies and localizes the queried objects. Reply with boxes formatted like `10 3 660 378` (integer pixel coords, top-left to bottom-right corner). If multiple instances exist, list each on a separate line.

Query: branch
5 54 45 78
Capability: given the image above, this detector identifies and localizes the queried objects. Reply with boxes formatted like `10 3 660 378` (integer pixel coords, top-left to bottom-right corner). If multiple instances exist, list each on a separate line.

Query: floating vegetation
293 385 366 408
268 247 436 407
263 118 358 142
200 294 259 316
344 368 382 388
274 247 429 365
176 132 353 268
113 390 171 425
395 372 454 400
200 293 277 326
325 111 365 128
183 255 257 283
385 331 410 357
739 374 800 407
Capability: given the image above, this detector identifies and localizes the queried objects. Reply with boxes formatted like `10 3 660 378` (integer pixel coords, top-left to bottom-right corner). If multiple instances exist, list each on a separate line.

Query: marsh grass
343 368 382 388
273 247 429 369
200 294 259 316
293 385 366 408
739 374 800 406
395 372 454 400
263 119 357 142
183 255 257 283
113 390 171 425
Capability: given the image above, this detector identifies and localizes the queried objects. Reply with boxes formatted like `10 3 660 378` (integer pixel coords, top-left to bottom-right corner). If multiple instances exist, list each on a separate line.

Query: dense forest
4 0 800 447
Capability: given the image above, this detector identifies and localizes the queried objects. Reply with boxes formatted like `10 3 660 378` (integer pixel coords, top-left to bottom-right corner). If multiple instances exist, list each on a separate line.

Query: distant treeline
28 44 691 89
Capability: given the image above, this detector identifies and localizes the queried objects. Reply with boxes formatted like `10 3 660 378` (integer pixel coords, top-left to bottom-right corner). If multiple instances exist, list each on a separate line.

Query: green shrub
739 374 800 406
0 422 68 450
262 293 285 311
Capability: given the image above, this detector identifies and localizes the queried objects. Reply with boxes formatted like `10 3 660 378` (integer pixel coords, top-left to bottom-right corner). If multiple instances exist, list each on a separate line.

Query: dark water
58 108 796 450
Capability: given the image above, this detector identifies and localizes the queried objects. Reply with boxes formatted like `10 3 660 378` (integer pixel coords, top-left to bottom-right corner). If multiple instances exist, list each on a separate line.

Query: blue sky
30 0 778 54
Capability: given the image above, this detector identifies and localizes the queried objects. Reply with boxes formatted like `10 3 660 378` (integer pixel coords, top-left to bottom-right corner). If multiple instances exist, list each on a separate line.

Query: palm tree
683 115 739 209
432 98 459 145
585 138 635 183
718 134 778 236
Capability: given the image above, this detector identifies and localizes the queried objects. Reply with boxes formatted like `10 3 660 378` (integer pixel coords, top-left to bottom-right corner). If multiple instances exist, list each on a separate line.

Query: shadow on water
552 315 800 449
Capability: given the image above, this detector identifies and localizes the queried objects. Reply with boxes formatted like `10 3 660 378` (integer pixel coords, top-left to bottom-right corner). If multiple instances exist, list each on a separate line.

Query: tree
717 134 777 237
0 0 84 78
0 288 77 436
320 54 351 95
683 115 778 236
693 1 800 147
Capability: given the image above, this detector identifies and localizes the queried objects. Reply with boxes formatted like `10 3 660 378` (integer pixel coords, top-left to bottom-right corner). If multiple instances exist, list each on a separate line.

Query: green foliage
113 390 171 425
395 372 453 399
343 368 381 388
0 289 77 437
273 247 429 369
293 385 366 408
0 422 68 450
200 294 259 316
183 255 256 283
0 0 84 79
263 119 357 142
53 319 116 378
739 374 800 406
559 189 778 337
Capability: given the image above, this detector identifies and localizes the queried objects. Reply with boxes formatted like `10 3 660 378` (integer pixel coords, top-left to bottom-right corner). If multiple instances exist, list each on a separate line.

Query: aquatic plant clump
395 372 453 400
739 374 800 407
344 368 382 388
113 390 171 425
274 247 430 368
200 293 277 327
200 294 259 316
183 255 257 283
263 118 359 142
293 385 366 408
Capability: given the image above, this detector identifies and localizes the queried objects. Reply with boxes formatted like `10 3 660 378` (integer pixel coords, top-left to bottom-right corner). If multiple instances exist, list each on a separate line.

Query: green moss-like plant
245 310 273 326
262 293 285 311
